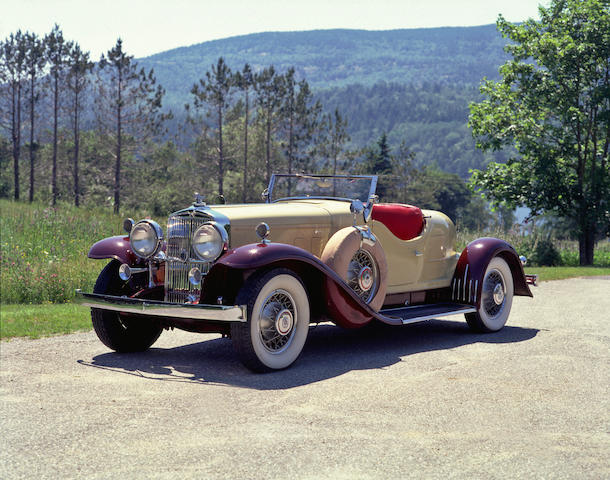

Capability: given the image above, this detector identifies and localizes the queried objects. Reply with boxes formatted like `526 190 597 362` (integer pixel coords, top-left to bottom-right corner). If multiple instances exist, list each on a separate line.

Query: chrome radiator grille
164 214 211 303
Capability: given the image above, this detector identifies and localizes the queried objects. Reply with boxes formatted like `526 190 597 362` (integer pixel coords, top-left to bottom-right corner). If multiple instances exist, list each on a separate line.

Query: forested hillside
143 25 510 174
141 25 507 102
2 24 511 220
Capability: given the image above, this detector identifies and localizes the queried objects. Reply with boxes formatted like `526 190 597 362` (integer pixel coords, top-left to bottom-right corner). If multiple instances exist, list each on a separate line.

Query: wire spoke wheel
481 270 506 318
347 249 379 304
465 257 514 333
231 269 310 372
258 290 297 353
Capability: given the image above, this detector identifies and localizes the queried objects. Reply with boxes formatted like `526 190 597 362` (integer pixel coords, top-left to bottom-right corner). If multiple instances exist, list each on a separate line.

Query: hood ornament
193 192 206 206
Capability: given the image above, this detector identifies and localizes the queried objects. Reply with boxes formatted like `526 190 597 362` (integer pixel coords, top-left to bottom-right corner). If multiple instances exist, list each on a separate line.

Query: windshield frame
267 174 378 204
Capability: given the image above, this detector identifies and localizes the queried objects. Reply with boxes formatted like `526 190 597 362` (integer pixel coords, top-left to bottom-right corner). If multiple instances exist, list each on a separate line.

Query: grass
0 199 160 304
525 266 610 282
0 303 91 339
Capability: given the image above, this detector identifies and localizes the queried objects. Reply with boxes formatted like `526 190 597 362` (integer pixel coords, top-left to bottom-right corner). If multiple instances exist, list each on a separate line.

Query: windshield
269 174 377 203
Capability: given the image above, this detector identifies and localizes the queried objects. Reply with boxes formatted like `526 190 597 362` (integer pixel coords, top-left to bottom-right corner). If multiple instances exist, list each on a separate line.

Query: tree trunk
242 88 248 203
29 75 35 202
52 72 59 206
218 104 224 196
73 90 80 207
12 81 21 201
578 223 595 266
288 108 294 175
114 72 122 215
265 110 271 184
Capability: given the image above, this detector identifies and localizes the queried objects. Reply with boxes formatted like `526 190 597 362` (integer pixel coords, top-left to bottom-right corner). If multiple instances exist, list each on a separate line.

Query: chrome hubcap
493 283 505 305
347 249 378 303
275 309 294 335
482 270 506 318
258 290 296 353
358 266 374 291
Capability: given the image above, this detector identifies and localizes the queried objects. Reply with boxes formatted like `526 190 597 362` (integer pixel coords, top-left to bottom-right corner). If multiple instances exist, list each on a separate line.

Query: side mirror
261 188 270 203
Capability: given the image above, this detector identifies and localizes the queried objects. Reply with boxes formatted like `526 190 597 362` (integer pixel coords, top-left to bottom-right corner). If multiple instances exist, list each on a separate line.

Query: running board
379 303 476 325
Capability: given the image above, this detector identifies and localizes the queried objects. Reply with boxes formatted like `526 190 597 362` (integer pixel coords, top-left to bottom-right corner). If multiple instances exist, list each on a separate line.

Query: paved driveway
1 277 609 479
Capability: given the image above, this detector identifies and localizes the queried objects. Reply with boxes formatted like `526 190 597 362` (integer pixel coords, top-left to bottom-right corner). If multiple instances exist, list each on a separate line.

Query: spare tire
321 227 388 312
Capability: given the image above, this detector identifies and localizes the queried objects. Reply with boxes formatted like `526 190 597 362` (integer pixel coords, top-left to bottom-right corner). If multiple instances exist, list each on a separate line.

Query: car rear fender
88 235 139 266
452 237 533 307
202 242 377 328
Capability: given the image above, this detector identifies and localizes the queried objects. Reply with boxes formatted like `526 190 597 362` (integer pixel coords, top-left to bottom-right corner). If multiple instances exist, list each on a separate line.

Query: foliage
0 199 159 304
469 0 610 265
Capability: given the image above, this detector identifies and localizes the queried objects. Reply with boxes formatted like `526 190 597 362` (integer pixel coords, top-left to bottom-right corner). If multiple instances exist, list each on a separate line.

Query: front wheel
91 260 163 352
465 257 514 332
231 268 310 372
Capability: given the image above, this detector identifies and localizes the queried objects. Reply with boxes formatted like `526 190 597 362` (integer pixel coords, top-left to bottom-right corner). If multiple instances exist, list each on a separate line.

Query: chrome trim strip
474 280 479 303
463 264 469 301
75 290 246 322
452 279 456 300
400 307 477 325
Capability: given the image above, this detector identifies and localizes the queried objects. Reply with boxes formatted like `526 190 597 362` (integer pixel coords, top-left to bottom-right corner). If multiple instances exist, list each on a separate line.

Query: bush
531 239 561 266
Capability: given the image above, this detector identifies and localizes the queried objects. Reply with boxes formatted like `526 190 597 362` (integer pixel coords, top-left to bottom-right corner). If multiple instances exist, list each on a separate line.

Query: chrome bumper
75 290 247 322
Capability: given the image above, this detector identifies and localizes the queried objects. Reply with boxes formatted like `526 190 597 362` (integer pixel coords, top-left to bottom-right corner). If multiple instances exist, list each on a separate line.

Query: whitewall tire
465 257 514 332
231 268 310 372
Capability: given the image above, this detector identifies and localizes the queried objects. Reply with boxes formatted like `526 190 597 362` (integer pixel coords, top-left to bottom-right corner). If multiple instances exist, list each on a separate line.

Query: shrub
531 239 561 266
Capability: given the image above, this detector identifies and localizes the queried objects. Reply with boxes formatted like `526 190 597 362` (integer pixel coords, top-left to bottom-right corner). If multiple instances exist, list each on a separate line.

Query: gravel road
1 277 609 479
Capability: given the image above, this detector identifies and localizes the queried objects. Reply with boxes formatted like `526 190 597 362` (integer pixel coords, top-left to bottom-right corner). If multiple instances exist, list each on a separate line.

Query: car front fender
202 242 378 328
88 235 139 265
452 237 533 307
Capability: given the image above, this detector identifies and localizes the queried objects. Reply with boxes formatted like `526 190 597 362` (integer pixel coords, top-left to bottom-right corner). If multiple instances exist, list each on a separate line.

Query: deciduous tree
469 0 610 265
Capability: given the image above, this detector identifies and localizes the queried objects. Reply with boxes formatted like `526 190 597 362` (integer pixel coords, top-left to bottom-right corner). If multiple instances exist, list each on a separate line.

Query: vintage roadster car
77 174 536 372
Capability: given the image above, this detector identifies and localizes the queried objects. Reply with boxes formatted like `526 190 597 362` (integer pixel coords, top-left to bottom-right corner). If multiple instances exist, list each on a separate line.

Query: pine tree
191 57 232 196
254 66 284 184
281 70 322 175
96 38 166 213
0 31 27 200
24 32 46 202
233 64 253 202
45 24 72 206
65 43 93 207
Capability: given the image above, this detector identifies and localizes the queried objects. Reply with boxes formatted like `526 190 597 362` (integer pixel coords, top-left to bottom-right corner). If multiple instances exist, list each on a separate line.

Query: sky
1 0 544 59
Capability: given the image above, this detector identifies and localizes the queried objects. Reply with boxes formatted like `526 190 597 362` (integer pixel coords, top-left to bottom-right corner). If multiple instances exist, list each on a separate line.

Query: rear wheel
465 257 514 332
231 268 310 372
91 260 162 352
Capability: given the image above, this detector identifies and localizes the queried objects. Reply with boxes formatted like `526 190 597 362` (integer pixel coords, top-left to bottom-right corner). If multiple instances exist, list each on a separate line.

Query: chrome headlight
130 220 163 259
192 222 227 261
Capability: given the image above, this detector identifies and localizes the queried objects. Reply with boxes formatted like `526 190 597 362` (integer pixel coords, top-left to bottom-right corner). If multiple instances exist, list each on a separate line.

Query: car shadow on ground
79 319 539 390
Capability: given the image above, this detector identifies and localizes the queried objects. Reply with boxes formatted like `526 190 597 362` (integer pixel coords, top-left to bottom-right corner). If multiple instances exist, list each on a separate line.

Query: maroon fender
452 237 533 307
88 235 139 266
202 242 377 328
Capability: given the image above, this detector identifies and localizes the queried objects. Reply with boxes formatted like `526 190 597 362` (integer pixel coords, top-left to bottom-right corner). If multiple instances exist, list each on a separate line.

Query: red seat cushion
371 204 424 241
